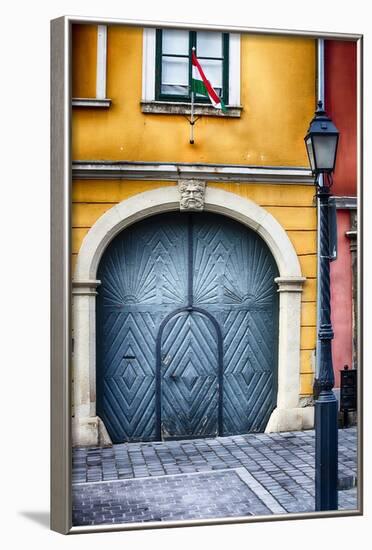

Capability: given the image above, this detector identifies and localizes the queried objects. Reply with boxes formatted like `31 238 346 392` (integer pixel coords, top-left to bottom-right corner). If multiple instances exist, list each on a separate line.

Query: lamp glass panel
306 137 316 172
313 134 338 171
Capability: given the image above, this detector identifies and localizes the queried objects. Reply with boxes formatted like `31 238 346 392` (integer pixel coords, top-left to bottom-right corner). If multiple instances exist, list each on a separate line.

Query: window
155 29 229 104
141 29 241 116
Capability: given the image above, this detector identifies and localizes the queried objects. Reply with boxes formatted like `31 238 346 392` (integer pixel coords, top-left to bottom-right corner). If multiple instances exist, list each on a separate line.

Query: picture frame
51 16 363 534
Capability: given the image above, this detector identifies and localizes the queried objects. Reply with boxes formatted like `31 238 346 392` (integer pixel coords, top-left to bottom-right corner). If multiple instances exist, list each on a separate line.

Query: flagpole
190 90 195 144
190 47 195 144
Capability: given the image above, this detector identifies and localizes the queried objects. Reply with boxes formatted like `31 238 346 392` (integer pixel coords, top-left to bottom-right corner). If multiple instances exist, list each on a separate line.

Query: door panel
98 310 157 442
97 212 279 443
97 214 189 443
160 310 219 439
192 214 279 435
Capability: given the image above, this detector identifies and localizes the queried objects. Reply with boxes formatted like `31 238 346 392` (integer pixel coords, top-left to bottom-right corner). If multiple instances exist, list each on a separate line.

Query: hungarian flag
191 50 227 113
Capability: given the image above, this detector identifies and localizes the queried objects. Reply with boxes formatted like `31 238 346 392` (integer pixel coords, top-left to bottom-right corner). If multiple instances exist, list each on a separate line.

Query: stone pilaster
266 276 314 432
346 209 357 370
72 280 112 447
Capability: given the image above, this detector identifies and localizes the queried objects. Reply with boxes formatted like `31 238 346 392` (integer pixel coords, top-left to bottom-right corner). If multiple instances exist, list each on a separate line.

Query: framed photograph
51 16 363 534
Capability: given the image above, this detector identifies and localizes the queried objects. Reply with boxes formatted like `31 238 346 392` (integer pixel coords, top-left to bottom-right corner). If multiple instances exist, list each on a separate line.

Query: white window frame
141 28 241 116
72 25 111 108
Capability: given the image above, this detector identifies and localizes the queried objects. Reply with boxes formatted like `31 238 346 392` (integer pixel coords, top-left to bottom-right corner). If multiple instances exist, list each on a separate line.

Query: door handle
162 355 172 366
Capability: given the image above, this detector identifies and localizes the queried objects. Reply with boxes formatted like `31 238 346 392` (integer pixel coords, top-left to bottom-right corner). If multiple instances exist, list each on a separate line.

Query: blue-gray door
159 310 221 439
97 212 279 443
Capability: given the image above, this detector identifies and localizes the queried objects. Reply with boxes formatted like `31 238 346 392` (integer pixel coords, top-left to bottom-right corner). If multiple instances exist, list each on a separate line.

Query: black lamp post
304 100 340 511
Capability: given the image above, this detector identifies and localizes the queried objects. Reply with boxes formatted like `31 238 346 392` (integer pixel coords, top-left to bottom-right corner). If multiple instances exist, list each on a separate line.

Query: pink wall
330 210 353 388
325 40 357 387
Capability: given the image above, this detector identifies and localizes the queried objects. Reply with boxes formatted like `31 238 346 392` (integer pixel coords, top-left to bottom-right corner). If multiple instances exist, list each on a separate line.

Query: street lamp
305 101 339 177
304 100 340 512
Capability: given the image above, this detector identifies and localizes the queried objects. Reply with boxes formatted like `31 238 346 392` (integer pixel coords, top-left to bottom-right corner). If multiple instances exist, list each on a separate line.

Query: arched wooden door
159 309 221 439
97 212 279 443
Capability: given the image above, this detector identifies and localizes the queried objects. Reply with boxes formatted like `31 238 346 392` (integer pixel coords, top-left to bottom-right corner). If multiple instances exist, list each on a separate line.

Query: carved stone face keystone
178 179 206 211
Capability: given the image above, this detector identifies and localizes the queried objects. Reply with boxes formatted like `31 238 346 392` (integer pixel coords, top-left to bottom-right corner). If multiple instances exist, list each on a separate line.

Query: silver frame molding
51 15 363 535
51 16 72 534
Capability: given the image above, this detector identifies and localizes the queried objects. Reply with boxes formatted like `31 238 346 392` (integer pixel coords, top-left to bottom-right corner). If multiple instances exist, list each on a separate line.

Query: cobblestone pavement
72 427 358 526
73 469 277 526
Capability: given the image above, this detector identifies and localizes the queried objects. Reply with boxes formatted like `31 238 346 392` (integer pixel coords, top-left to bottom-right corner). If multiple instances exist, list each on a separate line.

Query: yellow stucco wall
71 25 317 397
72 26 316 167
72 180 317 396
72 25 97 98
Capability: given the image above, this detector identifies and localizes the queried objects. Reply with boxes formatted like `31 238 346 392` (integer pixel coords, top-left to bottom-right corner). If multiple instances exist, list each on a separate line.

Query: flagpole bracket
185 113 201 144
184 115 201 125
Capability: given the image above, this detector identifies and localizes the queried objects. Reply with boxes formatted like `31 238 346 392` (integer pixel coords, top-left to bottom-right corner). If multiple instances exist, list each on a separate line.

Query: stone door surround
72 186 310 446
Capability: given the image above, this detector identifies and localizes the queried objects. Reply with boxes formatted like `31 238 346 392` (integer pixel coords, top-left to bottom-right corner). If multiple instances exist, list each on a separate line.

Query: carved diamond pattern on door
97 214 189 443
97 311 158 442
160 311 219 439
222 309 276 434
97 212 279 443
192 214 279 435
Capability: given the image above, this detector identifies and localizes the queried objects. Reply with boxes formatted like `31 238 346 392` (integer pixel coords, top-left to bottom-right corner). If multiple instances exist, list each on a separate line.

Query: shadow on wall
18 511 50 529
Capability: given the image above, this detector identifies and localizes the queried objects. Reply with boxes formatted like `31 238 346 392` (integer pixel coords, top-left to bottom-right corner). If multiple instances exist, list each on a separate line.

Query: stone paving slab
72 427 358 525
72 469 276 526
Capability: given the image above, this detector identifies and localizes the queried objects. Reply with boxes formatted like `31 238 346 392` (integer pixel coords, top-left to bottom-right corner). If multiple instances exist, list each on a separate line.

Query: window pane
195 87 222 99
161 84 189 95
162 30 189 55
196 32 222 58
197 59 222 88
161 56 189 95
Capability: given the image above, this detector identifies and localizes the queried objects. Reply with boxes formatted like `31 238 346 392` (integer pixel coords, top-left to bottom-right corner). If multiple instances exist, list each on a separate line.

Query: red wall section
325 41 357 196
330 210 353 388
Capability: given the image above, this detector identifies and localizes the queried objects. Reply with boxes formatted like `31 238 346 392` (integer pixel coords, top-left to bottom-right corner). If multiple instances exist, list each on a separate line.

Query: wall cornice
331 196 357 209
72 160 314 184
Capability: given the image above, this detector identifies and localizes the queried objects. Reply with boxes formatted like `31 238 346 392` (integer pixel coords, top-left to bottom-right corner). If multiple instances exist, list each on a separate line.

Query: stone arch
72 186 311 446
